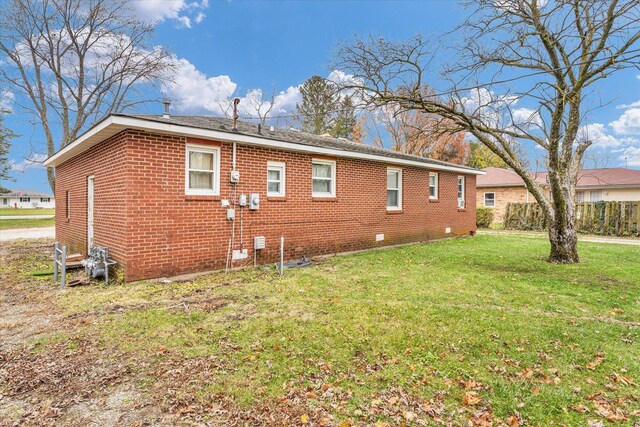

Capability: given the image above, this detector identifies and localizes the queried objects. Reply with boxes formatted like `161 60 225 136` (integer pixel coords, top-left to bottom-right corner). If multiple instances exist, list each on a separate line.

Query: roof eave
44 115 486 175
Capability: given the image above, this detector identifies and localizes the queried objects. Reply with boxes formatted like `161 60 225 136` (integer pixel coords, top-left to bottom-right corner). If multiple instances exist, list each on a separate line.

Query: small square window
387 168 402 210
267 161 286 197
429 173 438 199
312 159 336 197
484 192 495 207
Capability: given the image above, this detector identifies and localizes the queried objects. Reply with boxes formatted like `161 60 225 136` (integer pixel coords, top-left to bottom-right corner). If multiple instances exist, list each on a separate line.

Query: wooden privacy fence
504 201 640 237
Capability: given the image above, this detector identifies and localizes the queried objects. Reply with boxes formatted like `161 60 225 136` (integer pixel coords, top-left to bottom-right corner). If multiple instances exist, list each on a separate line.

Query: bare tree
366 87 469 164
0 0 175 190
242 88 277 126
336 0 640 263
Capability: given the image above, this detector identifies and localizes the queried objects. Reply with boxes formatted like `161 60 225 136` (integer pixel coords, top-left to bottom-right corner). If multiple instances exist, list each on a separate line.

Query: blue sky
2 0 639 194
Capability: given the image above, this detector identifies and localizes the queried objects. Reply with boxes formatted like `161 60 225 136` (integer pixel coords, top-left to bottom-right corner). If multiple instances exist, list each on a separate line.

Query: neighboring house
44 114 483 282
477 167 640 223
0 190 55 209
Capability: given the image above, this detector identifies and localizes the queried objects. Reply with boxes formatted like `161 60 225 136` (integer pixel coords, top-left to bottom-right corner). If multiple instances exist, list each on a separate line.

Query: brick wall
55 131 130 266
476 186 531 223
56 130 477 281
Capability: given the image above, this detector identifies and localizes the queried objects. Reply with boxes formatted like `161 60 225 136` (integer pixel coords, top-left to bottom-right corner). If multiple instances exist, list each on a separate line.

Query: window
312 159 336 197
457 176 465 209
429 173 438 199
484 192 495 207
589 190 602 202
576 191 585 203
185 144 220 195
20 197 30 203
41 197 50 203
387 168 402 210
66 191 70 220
2 198 6 205
267 161 286 197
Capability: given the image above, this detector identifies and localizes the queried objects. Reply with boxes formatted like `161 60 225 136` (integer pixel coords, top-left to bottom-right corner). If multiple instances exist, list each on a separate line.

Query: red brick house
44 114 483 282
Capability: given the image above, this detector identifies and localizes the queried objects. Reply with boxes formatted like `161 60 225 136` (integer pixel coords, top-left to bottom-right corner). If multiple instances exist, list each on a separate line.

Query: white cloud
616 100 640 109
162 57 237 114
617 146 640 167
162 61 356 123
0 90 14 112
133 0 209 28
9 153 47 172
512 107 542 128
578 123 629 148
609 108 640 135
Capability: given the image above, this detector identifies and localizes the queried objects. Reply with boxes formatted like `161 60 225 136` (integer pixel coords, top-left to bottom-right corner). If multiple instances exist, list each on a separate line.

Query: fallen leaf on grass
612 372 635 386
463 391 482 406
301 414 309 424
506 415 520 427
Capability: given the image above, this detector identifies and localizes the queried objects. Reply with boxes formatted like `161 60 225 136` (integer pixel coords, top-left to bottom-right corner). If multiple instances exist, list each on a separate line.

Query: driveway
0 226 55 241
0 215 54 220
477 229 640 246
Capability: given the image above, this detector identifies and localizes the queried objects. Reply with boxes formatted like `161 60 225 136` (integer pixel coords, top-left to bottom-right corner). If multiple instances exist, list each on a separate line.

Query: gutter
44 115 486 176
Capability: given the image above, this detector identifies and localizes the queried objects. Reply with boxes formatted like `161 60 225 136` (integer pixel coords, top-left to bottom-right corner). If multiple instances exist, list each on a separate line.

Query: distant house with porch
1 189 55 209
477 167 640 223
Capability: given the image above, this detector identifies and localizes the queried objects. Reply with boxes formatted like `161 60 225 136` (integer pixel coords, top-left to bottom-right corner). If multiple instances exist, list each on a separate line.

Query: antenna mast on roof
232 98 240 131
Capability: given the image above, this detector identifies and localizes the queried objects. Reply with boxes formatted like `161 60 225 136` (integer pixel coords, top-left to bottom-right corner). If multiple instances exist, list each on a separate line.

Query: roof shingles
120 114 481 173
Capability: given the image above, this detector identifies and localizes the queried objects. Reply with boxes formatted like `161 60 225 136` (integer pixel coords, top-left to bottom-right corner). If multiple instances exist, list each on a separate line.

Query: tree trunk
548 223 579 263
549 171 580 264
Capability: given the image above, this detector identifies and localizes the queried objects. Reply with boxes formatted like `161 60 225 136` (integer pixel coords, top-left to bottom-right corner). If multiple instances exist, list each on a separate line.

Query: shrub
476 207 494 228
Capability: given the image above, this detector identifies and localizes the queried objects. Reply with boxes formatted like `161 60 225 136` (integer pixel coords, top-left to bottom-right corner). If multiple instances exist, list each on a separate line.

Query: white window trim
458 176 465 209
387 167 403 211
185 144 221 196
483 192 495 208
429 172 438 200
312 159 336 198
267 161 286 197
20 197 31 203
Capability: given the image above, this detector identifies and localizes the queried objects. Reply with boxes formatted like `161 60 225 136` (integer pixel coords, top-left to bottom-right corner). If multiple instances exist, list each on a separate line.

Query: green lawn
0 208 55 216
0 217 54 229
43 235 637 425
2 236 638 425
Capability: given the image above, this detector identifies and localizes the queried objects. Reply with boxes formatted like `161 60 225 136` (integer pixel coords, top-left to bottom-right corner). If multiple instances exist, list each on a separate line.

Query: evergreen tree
296 76 337 135
295 76 357 139
332 95 357 139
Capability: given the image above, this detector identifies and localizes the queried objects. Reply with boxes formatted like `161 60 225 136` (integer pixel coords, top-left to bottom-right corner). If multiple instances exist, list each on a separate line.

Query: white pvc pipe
232 141 237 170
280 236 284 275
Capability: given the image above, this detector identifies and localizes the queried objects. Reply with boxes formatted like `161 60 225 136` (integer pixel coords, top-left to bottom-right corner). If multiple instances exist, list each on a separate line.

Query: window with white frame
41 197 50 203
185 144 220 195
484 192 495 207
20 197 30 203
589 190 602 202
429 173 438 199
267 161 286 196
387 168 402 210
457 176 465 208
312 159 336 197
576 191 585 203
